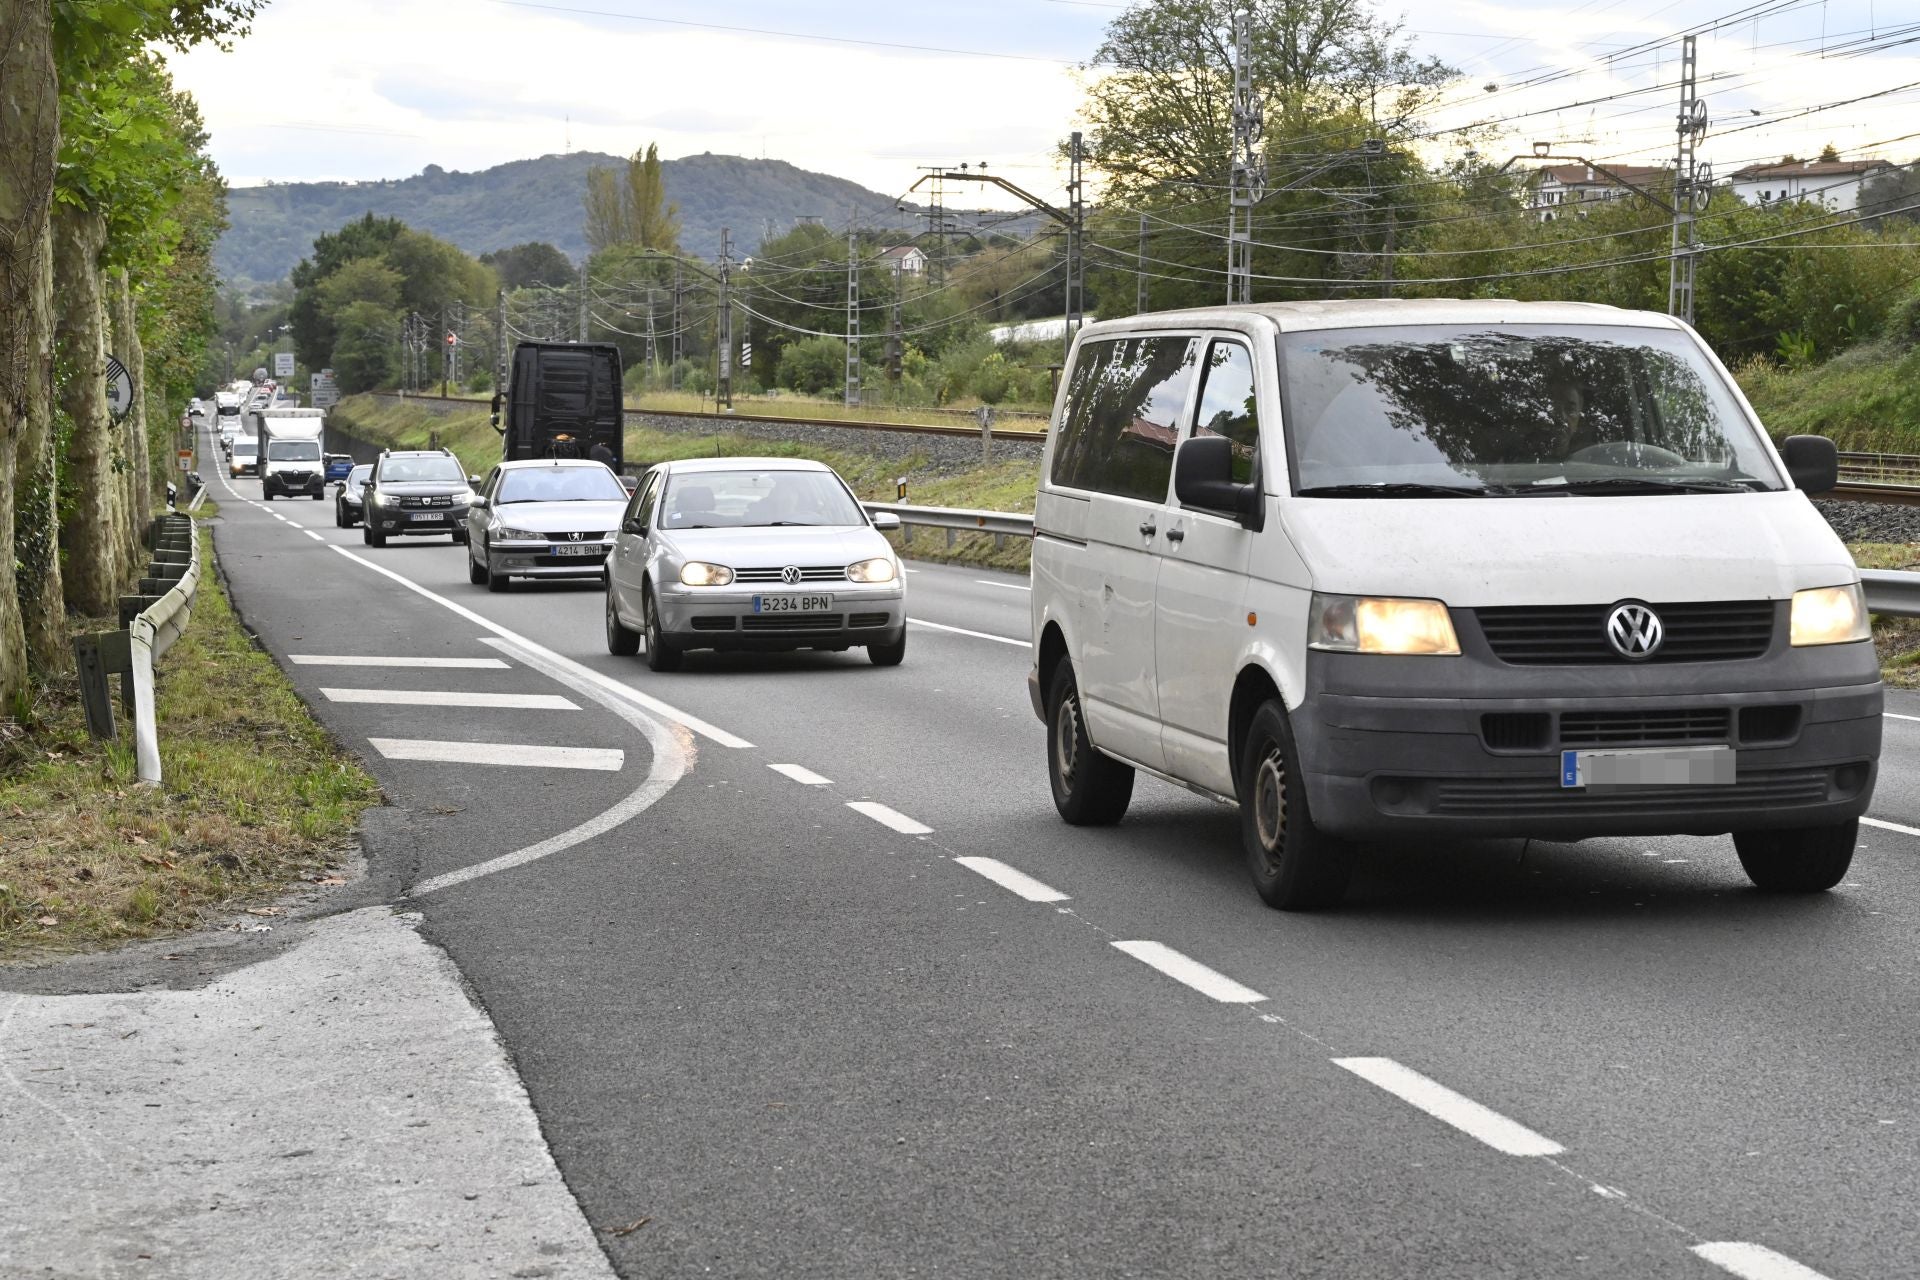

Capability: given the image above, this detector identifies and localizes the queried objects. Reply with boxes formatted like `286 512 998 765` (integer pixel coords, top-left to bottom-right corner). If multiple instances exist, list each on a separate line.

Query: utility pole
717 227 733 410
888 260 904 386
919 166 948 286
1667 34 1707 325
845 217 861 408
1065 130 1085 362
644 289 658 376
1136 212 1149 314
495 289 509 393
671 262 684 385
577 264 589 343
1227 11 1264 303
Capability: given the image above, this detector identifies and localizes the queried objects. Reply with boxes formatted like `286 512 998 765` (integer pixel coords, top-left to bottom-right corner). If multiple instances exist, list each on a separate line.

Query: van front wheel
1240 701 1350 911
1046 662 1132 825
1733 821 1857 893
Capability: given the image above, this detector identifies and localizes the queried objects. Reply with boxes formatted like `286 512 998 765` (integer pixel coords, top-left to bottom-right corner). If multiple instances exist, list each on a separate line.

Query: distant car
229 436 259 477
361 449 476 547
334 464 371 528
604 457 906 670
463 459 629 593
324 454 356 483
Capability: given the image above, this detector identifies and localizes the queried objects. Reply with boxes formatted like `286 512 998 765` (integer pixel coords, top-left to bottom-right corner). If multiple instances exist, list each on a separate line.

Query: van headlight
1790 583 1869 646
1308 593 1461 655
847 556 896 584
679 561 734 587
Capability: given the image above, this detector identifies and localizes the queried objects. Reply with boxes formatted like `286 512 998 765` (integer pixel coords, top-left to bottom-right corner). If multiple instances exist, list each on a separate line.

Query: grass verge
1738 341 1920 452
0 526 381 959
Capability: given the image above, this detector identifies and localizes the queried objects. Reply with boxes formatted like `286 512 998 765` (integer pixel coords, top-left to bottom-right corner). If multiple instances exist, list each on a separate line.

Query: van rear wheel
1239 701 1350 911
1733 821 1857 893
1046 662 1132 825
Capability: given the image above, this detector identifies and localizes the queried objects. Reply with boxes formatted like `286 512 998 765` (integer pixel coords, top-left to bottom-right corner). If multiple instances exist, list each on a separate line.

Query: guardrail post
71 634 120 739
977 406 993 463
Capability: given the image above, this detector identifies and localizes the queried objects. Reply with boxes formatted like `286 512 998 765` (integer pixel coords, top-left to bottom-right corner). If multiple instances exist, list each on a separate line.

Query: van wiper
1554 476 1760 495
1297 482 1489 498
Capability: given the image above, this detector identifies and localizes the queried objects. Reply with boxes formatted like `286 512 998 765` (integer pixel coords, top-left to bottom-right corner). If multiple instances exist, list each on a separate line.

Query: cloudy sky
168 0 1920 205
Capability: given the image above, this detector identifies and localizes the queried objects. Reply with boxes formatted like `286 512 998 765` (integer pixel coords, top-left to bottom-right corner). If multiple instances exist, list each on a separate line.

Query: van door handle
1166 527 1185 544
1138 520 1157 538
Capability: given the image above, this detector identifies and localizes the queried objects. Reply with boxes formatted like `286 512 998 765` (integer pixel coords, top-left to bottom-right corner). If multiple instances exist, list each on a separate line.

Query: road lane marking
954 856 1069 903
1691 1242 1833 1280
292 655 511 668
370 739 623 771
304 530 324 541
909 617 1032 648
320 688 577 710
769 763 833 785
1331 1057 1564 1157
1111 940 1266 1004
1886 712 1920 722
325 545 754 748
1863 816 1920 837
847 801 933 834
974 579 1031 591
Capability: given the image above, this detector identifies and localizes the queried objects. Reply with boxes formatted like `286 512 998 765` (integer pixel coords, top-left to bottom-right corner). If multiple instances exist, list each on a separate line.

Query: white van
1028 300 1880 910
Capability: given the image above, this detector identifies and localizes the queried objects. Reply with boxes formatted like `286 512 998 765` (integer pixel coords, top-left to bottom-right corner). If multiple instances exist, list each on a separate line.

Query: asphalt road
202 442 1920 1280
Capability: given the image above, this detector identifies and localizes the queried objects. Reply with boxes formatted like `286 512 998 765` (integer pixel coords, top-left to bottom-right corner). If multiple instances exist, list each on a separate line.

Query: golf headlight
1790 583 1869 646
847 556 896 584
1308 593 1461 655
492 525 544 541
680 561 734 587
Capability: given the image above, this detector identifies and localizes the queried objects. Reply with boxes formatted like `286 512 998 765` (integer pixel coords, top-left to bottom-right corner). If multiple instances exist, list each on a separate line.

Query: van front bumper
1292 645 1882 841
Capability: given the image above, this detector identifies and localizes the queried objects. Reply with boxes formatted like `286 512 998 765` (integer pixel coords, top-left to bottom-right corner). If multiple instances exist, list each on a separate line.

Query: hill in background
219 152 924 284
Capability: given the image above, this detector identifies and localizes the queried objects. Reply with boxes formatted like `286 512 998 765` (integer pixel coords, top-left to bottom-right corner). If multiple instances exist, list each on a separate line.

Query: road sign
310 369 339 409
274 351 295 378
105 354 134 422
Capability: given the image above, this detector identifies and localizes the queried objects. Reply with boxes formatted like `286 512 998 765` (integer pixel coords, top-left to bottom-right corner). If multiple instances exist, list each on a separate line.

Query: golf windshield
1278 325 1784 495
379 456 465 483
495 467 628 504
661 469 864 529
267 440 321 461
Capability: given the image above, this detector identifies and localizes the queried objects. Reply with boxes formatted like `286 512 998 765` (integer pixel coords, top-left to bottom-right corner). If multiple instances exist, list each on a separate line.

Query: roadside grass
0 526 380 958
1851 542 1920 689
1738 342 1920 453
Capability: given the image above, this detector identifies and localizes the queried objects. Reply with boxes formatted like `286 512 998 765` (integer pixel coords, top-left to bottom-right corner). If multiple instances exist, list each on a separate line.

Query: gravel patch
1814 499 1920 545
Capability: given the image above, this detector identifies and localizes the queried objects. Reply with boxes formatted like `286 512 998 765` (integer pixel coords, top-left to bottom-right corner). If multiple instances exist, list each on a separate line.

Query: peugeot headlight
1790 583 1869 647
1308 593 1460 656
491 525 545 541
847 556 897 584
680 561 734 587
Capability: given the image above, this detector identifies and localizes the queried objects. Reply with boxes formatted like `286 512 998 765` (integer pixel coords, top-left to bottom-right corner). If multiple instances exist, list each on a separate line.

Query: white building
1530 164 1669 221
879 245 928 276
1729 158 1896 212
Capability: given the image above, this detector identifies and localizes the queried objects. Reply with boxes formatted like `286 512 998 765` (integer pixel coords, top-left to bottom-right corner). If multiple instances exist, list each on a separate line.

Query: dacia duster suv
361 449 477 547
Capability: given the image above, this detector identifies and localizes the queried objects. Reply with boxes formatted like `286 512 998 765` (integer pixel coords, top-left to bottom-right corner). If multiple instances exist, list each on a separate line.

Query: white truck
258 408 328 501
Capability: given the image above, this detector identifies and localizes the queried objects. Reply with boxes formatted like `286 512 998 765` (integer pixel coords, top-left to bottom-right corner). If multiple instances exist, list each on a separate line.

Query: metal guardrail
72 513 201 784
1862 570 1920 618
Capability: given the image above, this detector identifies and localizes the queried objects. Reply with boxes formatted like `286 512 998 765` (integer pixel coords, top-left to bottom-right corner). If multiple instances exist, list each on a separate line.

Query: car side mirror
469 496 488 510
623 517 646 535
490 392 504 434
468 473 481 486
870 511 902 531
1781 434 1837 495
1174 436 1262 528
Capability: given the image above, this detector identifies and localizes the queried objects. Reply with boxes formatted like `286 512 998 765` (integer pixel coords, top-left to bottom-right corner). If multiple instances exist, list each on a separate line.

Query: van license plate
1560 746 1734 789
753 594 832 613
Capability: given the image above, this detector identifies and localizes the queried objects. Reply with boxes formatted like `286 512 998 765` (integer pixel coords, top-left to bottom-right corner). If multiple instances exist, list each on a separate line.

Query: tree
289 213 404 368
331 301 398 393
584 166 626 254
1819 143 1842 163
481 241 574 289
1860 163 1920 230
583 142 681 254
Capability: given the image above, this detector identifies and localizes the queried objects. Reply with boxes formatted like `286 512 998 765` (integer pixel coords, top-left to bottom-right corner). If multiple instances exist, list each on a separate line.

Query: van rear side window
1051 336 1197 501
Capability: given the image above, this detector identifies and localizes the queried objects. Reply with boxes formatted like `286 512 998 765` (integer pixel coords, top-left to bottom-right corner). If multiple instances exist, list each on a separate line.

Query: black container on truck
491 341 624 466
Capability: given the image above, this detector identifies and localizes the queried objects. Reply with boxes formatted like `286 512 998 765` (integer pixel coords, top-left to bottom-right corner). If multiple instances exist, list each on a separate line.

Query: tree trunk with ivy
15 226 65 672
0 0 59 703
108 268 145 559
54 202 122 617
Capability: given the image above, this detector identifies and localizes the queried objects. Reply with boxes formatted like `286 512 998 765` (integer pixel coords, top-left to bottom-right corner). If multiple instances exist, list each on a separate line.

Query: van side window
1051 336 1198 501
1193 341 1259 484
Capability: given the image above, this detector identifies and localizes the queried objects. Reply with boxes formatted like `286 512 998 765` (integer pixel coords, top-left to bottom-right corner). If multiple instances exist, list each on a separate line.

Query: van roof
1081 298 1681 335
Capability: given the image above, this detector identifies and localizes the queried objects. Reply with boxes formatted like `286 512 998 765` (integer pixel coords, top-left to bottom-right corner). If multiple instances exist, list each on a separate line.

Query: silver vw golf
605 457 906 670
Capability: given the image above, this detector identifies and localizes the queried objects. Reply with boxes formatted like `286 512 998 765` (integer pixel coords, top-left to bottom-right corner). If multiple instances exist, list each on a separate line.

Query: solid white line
1885 712 1920 723
1691 1242 1833 1280
291 655 511 669
769 762 833 785
974 579 1031 591
1111 940 1266 1004
1331 1057 1565 1157
320 688 577 710
908 616 1032 648
1862 815 1920 838
846 800 933 834
954 856 1069 903
326 545 754 749
369 738 623 771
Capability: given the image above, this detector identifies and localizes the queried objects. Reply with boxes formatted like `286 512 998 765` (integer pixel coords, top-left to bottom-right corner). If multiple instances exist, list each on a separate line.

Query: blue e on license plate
753 594 833 613
1560 746 1734 788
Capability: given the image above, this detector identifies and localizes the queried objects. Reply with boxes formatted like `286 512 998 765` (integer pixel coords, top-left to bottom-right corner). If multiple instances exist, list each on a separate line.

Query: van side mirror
1781 434 1837 495
1174 436 1262 527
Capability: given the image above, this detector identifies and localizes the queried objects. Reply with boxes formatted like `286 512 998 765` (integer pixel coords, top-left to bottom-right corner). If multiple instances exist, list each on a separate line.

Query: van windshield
268 441 320 461
1278 325 1784 496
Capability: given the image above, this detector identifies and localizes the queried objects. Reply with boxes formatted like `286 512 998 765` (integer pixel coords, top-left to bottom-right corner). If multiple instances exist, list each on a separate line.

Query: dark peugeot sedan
333 464 372 528
361 449 477 547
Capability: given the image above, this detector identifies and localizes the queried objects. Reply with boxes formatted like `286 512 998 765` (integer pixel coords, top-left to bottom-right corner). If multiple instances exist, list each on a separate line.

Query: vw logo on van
1605 603 1664 659
780 566 802 585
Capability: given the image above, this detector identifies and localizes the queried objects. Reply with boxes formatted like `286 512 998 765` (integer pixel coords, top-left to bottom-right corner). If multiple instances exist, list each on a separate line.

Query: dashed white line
369 738 623 771
1331 1057 1565 1158
954 856 1069 903
291 655 511 668
1863 816 1920 838
768 763 833 785
1111 940 1266 1004
303 530 324 541
320 687 577 710
974 579 1031 591
1691 1242 1833 1280
846 800 933 834
908 617 1032 648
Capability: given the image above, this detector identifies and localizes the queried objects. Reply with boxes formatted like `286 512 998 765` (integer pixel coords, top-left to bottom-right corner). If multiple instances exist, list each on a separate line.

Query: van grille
1474 601 1774 665
1427 767 1842 819
1558 708 1729 748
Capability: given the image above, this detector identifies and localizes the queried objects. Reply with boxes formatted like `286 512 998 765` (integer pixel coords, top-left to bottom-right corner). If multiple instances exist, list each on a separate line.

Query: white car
605 457 906 670
464 459 629 591
1029 299 1878 909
